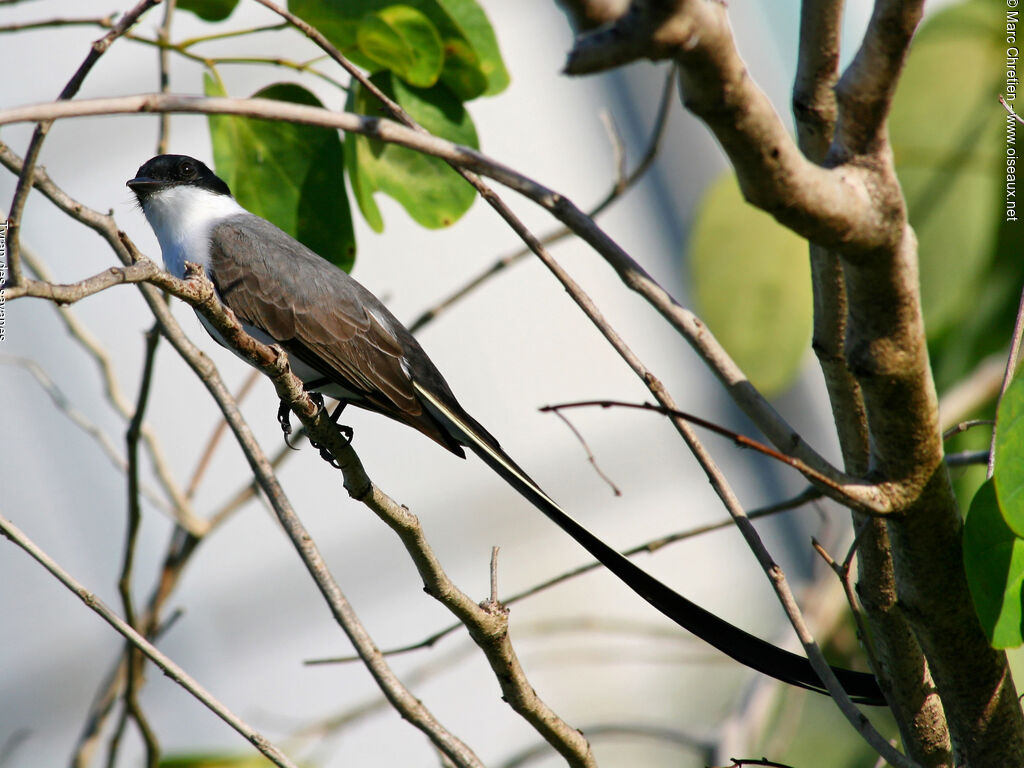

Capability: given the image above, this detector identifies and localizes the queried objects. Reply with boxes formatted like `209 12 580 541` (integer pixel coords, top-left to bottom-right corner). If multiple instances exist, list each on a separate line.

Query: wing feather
208 214 464 454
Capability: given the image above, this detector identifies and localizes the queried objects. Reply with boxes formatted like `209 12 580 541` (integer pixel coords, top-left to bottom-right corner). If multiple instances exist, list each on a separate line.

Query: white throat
141 185 245 278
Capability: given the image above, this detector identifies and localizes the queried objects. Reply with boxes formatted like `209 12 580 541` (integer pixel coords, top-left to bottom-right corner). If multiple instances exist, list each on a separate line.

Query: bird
128 154 884 705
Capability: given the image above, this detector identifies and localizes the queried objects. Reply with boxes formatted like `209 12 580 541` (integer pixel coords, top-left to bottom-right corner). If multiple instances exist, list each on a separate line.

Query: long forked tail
414 382 885 705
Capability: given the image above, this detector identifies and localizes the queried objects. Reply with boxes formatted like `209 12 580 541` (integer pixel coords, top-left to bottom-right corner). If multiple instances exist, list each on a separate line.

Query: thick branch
793 0 842 160
833 0 925 156
565 0 895 254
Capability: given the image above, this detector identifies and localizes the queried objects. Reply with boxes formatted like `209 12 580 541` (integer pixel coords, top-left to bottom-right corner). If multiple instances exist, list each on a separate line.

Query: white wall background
0 1 879 766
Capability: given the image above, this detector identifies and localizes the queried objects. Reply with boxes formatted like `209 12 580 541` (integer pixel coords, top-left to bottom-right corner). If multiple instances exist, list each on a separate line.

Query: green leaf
177 0 239 22
688 172 812 396
995 376 1024 536
204 76 355 271
431 0 509 98
963 478 1024 648
890 0 1024 393
345 72 478 230
356 6 444 88
288 0 508 100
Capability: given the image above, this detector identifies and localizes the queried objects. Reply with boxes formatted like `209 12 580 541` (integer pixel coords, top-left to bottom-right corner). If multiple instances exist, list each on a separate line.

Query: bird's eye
179 161 195 177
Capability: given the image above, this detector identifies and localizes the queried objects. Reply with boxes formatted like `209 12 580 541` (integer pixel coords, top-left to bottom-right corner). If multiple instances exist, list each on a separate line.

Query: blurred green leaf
890 0 1024 393
159 752 277 767
689 172 812 396
437 37 489 102
345 72 478 231
178 0 240 21
995 376 1024 536
964 478 1024 647
288 0 507 99
357 6 444 88
432 0 509 98
204 77 355 271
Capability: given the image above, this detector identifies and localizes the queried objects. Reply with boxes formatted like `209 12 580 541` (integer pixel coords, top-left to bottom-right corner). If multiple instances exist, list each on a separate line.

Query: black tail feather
413 382 885 706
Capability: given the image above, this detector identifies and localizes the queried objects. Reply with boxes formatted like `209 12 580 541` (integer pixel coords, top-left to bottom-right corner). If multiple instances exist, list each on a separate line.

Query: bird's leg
307 395 353 468
329 401 353 443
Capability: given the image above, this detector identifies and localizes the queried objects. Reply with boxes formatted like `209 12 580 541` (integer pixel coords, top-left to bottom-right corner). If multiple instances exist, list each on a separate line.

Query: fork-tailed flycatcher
128 154 883 705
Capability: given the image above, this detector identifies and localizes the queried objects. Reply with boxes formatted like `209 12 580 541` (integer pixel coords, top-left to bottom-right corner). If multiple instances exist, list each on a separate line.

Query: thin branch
176 21 289 49
488 547 501 607
943 420 994 441
4 0 161 288
0 15 115 33
156 0 176 155
115 323 164 768
547 407 621 496
812 531 883 699
541 400 871 512
0 354 170 513
938 353 1007 432
0 511 300 768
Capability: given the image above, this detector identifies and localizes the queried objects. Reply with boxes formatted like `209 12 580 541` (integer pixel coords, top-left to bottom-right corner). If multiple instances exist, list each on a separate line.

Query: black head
127 155 232 203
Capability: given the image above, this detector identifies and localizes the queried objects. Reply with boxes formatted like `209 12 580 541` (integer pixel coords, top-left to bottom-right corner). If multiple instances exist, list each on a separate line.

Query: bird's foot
277 400 299 451
308 397 353 467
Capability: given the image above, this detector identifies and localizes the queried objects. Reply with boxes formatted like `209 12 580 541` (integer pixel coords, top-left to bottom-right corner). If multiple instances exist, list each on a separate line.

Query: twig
0 355 169 513
156 0 176 154
541 400 866 510
988 285 1024 476
176 22 289 49
943 419 995 440
811 530 882 691
113 323 164 768
488 546 501 607
0 15 115 33
547 408 621 496
4 0 161 288
0 511 300 768
938 353 1007 432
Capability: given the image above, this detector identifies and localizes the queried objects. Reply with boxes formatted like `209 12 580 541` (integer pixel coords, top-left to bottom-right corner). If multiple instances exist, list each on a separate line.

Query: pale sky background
0 1 895 767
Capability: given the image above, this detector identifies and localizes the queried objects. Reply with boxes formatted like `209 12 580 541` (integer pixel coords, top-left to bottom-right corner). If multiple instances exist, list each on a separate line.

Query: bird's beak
126 176 162 193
